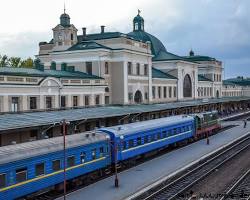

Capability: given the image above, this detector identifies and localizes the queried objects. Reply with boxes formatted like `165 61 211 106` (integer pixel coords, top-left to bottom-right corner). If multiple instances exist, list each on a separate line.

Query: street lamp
106 134 124 188
60 119 70 200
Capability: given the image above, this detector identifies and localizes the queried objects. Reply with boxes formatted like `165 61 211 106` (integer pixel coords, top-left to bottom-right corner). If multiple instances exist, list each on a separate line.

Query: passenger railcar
0 132 110 200
99 115 195 163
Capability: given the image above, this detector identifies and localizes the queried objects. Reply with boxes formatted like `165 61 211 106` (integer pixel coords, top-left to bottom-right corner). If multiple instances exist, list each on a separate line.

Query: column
22 95 28 111
3 95 9 112
40 95 45 110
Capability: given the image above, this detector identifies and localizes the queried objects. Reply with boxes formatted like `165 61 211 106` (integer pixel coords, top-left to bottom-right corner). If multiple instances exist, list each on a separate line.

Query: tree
0 55 9 67
8 57 21 67
20 57 34 68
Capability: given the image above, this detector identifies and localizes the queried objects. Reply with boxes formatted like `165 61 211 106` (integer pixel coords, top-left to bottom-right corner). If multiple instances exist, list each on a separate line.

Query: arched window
105 87 109 93
134 90 143 104
183 74 192 97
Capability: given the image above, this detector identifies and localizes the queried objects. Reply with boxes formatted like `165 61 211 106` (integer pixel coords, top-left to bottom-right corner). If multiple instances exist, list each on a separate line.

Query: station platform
59 120 250 200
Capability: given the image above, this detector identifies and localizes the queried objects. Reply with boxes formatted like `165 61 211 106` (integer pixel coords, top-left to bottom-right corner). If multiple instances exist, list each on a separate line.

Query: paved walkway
60 121 250 200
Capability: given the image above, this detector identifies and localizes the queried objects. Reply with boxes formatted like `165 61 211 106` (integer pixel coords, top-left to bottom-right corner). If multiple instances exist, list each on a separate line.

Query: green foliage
0 54 34 68
0 55 9 67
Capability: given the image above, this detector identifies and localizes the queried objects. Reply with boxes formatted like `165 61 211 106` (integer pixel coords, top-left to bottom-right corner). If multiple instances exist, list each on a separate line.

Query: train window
137 137 142 145
173 128 177 135
168 130 172 136
100 147 104 157
67 156 75 167
91 149 97 160
123 141 127 150
16 167 27 183
151 134 156 141
52 160 61 171
128 140 134 148
162 130 167 138
144 136 148 143
80 153 86 163
35 163 45 177
157 133 161 140
0 174 6 188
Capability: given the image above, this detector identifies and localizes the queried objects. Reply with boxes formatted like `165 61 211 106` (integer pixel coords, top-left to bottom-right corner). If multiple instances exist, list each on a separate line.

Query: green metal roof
68 41 112 51
224 78 250 86
0 67 103 79
184 55 216 62
152 68 177 79
77 32 126 42
198 74 212 82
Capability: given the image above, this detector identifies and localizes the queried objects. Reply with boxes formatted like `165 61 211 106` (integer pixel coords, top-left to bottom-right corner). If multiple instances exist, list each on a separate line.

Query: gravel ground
180 146 250 200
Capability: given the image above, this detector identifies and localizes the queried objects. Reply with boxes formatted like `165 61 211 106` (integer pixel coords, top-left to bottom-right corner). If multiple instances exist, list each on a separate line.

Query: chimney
101 25 105 34
82 27 87 40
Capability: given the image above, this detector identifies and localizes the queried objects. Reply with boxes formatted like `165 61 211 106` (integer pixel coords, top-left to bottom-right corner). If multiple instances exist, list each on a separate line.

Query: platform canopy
0 97 249 132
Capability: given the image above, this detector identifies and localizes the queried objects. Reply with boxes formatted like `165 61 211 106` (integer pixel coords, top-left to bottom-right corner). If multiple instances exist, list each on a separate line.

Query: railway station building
0 11 250 146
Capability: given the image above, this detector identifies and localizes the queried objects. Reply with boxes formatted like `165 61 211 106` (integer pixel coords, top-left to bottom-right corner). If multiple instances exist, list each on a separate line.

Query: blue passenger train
0 112 219 200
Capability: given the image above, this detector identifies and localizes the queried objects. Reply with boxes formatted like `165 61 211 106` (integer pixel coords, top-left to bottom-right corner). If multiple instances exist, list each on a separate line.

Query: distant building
0 11 248 113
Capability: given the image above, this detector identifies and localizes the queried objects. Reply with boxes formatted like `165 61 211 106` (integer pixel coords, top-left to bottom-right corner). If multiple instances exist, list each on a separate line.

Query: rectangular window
105 96 110 105
91 149 96 160
136 63 140 75
35 163 45 177
67 156 75 167
0 174 6 188
100 147 104 156
123 141 127 150
80 152 86 163
158 87 161 98
85 96 89 106
52 160 61 171
144 92 148 100
11 97 19 112
86 62 92 75
73 96 78 107
162 130 167 138
30 97 37 110
137 137 142 145
61 96 66 107
95 95 100 105
71 33 74 40
173 87 177 97
45 96 52 109
16 168 27 183
169 87 172 98
129 140 134 148
157 133 161 140
128 62 132 75
163 87 167 98
105 62 109 74
144 64 148 76
144 136 148 143
152 86 155 99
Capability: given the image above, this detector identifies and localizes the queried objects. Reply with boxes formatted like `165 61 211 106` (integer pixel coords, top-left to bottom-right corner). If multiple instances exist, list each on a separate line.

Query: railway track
220 169 250 200
133 134 250 200
27 112 249 200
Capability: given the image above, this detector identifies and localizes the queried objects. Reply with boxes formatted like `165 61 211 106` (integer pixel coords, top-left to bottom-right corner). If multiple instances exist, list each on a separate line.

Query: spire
189 49 194 56
64 2 66 14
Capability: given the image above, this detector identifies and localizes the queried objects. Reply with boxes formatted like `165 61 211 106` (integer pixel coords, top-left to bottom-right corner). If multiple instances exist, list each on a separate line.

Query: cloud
0 0 249 78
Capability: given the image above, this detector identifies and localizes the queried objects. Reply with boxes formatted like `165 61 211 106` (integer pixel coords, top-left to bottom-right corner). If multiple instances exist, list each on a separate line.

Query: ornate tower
52 9 78 51
133 10 144 31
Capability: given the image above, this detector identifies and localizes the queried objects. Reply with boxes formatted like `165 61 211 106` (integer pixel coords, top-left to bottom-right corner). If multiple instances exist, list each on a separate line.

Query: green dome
60 13 70 27
127 30 167 57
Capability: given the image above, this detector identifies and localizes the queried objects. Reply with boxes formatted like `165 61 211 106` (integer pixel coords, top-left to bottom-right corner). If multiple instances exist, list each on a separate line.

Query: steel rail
138 135 250 200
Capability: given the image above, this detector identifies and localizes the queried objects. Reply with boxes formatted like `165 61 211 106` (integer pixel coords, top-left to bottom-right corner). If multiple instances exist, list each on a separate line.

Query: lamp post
106 134 124 188
60 119 70 200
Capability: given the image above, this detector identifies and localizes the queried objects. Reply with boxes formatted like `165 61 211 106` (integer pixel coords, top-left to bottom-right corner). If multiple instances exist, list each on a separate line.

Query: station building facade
0 11 248 113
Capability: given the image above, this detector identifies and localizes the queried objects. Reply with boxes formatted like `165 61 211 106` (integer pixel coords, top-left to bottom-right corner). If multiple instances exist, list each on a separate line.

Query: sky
0 0 249 78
